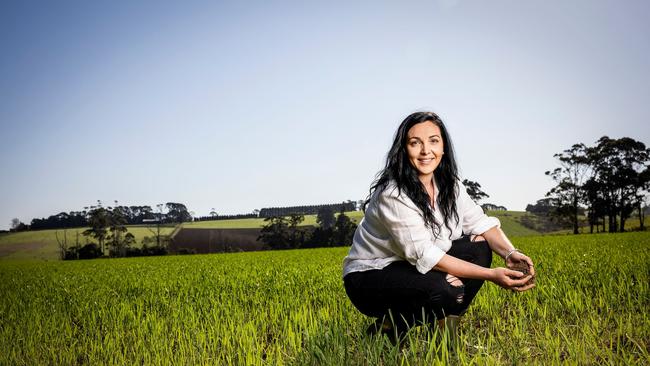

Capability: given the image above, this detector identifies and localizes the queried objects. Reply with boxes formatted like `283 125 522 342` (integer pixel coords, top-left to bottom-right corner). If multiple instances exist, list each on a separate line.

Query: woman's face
406 121 444 180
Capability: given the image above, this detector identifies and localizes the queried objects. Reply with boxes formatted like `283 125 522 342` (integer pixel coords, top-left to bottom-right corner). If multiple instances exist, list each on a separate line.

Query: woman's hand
506 251 536 278
490 267 535 291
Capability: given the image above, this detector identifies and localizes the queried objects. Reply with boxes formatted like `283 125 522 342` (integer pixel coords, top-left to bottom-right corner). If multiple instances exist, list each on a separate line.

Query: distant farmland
0 210 541 261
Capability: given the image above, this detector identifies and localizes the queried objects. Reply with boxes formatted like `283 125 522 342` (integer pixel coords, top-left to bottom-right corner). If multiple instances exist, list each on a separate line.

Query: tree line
257 206 357 249
57 201 174 260
543 136 649 233
9 201 361 233
259 201 357 218
10 201 192 232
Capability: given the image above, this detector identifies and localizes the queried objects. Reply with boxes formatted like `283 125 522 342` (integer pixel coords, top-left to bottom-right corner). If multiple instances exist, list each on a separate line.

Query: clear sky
1 0 649 230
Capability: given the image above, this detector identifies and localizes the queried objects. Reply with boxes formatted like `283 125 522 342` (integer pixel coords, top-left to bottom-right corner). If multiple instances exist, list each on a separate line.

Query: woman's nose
421 143 431 154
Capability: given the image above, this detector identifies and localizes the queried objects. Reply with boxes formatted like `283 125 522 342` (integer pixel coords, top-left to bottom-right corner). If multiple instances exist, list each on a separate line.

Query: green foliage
0 232 648 364
462 179 489 203
257 214 305 249
316 206 336 229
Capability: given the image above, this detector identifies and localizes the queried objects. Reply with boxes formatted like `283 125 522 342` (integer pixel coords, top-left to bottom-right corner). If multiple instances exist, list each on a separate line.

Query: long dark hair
365 111 460 238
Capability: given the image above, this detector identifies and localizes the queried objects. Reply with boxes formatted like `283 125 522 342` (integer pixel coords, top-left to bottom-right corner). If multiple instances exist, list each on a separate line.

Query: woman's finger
513 282 535 292
506 269 524 278
509 274 533 287
527 261 536 277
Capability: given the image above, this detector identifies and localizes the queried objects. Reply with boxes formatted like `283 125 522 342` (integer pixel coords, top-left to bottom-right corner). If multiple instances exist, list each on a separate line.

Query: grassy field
1 231 648 365
0 226 176 261
0 211 538 261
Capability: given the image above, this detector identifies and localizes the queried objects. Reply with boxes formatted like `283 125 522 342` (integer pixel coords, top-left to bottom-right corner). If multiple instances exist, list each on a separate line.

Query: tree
146 204 166 248
83 201 110 255
588 137 650 232
165 202 192 223
55 228 68 260
525 198 555 216
632 167 650 230
332 209 357 246
106 201 134 257
257 216 290 249
287 214 305 249
10 218 20 230
545 143 591 234
257 214 305 249
316 206 335 230
582 178 608 233
462 179 489 203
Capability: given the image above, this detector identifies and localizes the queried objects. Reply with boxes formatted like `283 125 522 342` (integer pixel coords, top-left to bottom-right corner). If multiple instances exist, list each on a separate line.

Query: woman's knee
470 234 486 242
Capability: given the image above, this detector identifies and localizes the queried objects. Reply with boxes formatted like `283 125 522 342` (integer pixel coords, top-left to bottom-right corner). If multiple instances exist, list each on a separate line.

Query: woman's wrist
504 248 520 262
484 267 496 282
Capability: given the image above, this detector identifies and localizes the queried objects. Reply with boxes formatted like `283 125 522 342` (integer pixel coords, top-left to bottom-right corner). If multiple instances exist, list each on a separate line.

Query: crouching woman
342 111 535 342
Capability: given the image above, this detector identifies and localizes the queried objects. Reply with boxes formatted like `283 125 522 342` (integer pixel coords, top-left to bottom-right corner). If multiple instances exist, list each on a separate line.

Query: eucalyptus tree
462 179 490 203
588 137 650 232
545 143 591 234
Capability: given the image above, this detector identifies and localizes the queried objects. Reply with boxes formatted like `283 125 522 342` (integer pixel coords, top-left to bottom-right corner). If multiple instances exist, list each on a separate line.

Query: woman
343 111 535 342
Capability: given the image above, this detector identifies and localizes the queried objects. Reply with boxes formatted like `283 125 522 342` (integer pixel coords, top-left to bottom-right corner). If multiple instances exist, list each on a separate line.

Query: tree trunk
639 204 646 230
573 197 579 234
609 214 617 233
620 217 626 232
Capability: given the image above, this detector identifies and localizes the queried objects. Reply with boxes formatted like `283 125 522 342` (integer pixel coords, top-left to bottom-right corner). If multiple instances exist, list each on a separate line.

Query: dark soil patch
170 228 265 254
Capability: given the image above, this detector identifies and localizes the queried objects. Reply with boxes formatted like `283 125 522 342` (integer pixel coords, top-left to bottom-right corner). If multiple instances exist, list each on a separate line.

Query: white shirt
343 179 500 277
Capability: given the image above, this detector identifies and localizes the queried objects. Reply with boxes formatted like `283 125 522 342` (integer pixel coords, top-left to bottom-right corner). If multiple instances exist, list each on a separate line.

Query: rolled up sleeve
459 182 500 235
377 190 445 274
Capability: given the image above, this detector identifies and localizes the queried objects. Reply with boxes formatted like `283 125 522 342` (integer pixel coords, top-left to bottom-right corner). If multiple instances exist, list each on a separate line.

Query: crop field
1 232 648 365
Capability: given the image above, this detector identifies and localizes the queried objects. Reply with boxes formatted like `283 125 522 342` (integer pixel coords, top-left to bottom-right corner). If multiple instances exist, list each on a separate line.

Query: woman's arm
434 253 534 291
481 226 535 278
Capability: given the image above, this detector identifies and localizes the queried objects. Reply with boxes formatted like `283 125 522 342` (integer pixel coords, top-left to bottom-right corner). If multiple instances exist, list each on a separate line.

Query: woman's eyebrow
408 135 441 140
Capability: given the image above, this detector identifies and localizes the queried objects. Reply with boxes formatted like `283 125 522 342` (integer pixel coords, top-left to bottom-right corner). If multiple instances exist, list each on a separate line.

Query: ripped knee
445 274 465 304
470 234 486 242
445 274 464 287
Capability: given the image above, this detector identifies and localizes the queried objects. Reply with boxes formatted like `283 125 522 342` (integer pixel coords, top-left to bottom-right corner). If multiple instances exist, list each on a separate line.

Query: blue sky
1 0 649 230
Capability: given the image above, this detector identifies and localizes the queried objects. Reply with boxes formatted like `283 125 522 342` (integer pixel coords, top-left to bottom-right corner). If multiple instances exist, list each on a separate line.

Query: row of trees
11 201 365 233
11 202 192 232
257 207 357 249
545 136 649 233
259 201 357 218
194 212 259 222
57 200 173 260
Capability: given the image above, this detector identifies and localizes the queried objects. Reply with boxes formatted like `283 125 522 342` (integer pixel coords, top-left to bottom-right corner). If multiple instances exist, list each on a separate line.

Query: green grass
1 232 648 365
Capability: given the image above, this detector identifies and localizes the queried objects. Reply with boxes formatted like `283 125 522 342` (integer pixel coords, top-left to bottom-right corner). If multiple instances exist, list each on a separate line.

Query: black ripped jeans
343 236 492 331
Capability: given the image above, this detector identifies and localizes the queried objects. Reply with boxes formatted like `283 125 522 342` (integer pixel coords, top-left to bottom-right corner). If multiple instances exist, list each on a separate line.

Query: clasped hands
491 251 536 292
